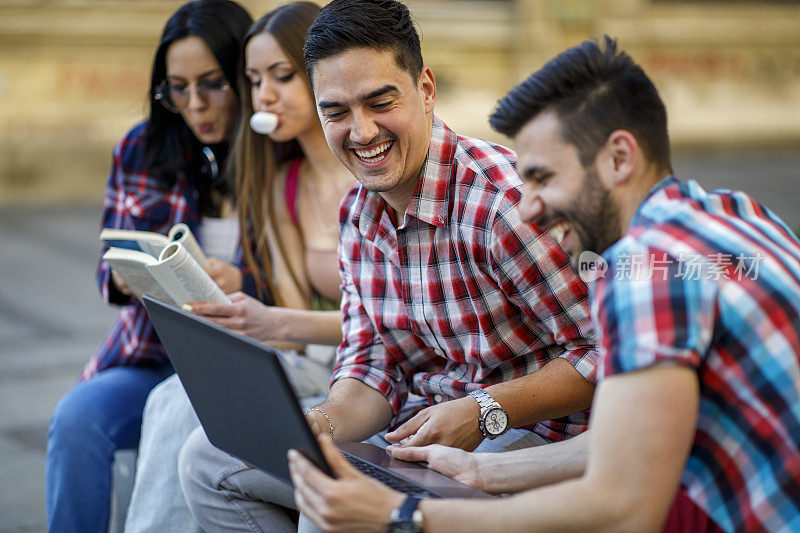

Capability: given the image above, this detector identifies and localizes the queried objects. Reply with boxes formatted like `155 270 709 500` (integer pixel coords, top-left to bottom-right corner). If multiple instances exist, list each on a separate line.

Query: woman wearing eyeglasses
121 3 359 531
45 2 255 531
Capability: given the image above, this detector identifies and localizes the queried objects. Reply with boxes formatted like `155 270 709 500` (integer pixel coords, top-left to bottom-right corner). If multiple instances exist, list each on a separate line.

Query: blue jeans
46 365 172 533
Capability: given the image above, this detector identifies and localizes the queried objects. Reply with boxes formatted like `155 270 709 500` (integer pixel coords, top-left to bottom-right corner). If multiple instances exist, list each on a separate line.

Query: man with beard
288 36 800 533
178 1 598 530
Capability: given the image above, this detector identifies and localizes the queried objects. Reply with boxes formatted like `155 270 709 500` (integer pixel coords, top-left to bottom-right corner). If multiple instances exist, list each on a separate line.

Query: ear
418 66 437 113
596 129 638 187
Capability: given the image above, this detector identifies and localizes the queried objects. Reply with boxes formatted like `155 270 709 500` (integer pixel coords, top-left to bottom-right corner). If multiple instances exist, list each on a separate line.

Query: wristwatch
469 389 509 439
386 496 424 533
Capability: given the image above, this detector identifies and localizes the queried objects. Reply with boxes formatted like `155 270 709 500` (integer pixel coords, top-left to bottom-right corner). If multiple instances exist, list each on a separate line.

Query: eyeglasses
154 79 231 112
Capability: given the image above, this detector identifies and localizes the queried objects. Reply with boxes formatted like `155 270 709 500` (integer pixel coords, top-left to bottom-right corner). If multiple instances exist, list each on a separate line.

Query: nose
253 80 277 110
186 86 207 112
349 110 379 145
517 186 546 224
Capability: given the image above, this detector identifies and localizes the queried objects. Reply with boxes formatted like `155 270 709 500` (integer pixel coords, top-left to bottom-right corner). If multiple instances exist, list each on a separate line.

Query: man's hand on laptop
389 444 487 492
384 396 482 451
289 435 404 533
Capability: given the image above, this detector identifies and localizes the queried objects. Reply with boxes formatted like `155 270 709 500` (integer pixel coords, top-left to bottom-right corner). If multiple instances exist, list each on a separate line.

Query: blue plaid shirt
596 177 800 532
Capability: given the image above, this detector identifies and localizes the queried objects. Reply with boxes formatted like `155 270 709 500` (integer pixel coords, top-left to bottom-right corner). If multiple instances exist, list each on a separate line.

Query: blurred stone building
1 0 798 204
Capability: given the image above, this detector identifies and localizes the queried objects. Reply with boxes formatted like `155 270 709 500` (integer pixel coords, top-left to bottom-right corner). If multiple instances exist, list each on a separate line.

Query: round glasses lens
156 81 230 112
167 85 189 110
197 81 230 106
155 83 180 112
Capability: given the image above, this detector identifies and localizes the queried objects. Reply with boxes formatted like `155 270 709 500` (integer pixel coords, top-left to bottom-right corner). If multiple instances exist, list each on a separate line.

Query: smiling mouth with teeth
546 219 571 246
353 140 393 163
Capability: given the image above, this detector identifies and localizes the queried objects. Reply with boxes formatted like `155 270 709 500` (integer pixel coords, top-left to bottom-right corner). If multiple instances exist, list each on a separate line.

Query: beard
564 167 622 268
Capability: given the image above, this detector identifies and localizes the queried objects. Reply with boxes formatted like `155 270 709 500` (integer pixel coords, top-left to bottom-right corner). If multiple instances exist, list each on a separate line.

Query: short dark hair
490 36 671 172
303 0 423 87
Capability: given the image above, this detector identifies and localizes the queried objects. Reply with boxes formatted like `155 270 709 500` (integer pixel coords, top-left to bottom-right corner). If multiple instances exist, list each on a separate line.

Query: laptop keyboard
343 452 439 498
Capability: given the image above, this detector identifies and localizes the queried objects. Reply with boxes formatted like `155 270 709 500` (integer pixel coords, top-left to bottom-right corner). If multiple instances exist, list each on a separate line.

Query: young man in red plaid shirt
300 0 597 455
178 1 597 530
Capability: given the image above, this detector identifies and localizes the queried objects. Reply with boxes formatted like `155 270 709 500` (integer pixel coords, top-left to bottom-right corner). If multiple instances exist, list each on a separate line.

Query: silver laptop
143 296 491 499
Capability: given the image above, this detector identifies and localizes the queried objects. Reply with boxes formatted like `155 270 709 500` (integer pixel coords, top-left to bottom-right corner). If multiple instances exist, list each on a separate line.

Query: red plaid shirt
83 122 263 380
334 117 597 441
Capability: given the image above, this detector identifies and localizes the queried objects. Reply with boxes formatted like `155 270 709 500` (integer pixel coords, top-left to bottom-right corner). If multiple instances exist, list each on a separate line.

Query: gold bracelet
305 407 334 441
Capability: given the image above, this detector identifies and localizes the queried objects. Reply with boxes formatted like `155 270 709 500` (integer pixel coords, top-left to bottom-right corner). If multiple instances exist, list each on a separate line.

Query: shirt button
433 348 444 356
438 215 445 224
434 394 443 403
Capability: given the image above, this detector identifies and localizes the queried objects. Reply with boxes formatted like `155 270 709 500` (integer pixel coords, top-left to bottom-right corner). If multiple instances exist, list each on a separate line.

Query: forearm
486 358 594 427
421 477 630 533
263 339 308 353
422 368 698 533
275 308 342 346
314 378 393 443
477 431 588 494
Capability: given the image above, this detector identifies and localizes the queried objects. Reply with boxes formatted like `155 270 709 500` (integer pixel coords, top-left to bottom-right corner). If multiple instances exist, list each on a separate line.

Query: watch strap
469 388 499 411
387 496 423 532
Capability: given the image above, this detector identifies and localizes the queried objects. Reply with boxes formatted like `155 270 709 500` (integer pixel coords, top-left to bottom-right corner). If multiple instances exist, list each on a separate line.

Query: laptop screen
143 296 332 483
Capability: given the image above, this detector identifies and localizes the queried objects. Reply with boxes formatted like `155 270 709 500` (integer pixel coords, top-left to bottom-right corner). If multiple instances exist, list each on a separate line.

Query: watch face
484 407 508 435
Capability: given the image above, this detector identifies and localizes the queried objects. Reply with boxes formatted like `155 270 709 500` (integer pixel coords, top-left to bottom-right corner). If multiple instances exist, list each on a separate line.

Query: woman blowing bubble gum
122 3 356 531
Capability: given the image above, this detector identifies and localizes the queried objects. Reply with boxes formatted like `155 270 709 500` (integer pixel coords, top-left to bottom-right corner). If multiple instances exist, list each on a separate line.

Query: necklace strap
303 167 341 237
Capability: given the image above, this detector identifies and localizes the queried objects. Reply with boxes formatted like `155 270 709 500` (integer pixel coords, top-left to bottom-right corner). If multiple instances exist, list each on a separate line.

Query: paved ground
0 149 797 532
0 205 117 532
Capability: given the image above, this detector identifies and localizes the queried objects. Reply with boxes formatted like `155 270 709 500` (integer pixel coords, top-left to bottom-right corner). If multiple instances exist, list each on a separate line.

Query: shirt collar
406 116 456 229
350 115 455 239
627 175 680 232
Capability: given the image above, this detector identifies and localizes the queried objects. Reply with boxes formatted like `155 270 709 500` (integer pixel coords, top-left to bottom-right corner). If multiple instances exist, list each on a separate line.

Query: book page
100 229 170 257
168 223 208 268
148 243 229 307
102 248 178 306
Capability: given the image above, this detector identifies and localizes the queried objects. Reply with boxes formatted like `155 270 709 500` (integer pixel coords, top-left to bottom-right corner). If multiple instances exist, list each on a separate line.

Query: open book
102 242 229 307
100 223 208 269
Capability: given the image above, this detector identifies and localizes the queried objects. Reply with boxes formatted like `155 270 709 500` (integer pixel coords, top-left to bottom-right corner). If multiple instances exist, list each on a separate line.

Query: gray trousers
123 375 201 533
178 416 547 532
178 400 325 533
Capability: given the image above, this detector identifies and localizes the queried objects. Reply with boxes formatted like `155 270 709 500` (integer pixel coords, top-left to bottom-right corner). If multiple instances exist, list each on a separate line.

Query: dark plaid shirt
82 122 262 380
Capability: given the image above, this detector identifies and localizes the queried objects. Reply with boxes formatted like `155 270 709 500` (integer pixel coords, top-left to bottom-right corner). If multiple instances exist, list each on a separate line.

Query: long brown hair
230 2 320 305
